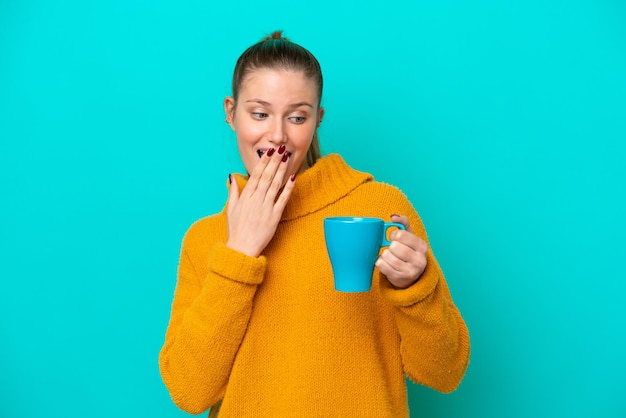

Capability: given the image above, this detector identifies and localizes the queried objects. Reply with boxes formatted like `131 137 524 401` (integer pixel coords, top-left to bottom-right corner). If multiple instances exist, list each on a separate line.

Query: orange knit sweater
159 154 470 417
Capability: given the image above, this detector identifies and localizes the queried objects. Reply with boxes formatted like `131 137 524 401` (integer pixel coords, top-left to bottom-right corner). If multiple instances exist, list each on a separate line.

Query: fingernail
228 173 232 184
281 152 289 162
267 148 276 157
391 214 399 218
290 173 296 182
277 144 286 154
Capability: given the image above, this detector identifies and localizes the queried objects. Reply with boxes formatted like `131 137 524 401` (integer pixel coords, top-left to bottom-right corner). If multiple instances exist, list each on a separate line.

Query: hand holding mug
375 214 428 289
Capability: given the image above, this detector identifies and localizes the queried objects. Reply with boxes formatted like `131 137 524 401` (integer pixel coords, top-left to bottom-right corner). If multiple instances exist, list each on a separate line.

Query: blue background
1 0 625 417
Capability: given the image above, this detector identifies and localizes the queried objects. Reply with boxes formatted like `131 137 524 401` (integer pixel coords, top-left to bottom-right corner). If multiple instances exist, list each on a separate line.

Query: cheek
289 125 316 147
235 124 259 144
233 114 264 137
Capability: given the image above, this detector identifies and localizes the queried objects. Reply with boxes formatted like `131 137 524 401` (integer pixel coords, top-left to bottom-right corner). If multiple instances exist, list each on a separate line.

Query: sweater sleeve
159 241 266 414
378 197 470 393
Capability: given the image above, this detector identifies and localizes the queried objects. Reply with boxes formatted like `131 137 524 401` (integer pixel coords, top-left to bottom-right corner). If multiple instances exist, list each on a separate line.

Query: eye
289 116 306 124
252 112 268 120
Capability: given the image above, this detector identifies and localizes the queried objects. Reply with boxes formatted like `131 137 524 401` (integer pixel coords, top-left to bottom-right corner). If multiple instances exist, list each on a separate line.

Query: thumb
390 214 414 233
227 174 240 214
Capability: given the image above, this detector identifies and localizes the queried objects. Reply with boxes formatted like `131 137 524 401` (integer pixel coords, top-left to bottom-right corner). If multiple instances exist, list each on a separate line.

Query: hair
231 31 324 167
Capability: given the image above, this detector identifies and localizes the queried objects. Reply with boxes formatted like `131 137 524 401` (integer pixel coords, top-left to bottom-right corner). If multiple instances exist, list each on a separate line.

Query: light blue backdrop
1 0 624 417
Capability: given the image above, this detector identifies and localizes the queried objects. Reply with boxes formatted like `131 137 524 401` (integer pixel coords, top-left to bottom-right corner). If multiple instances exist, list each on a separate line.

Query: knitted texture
159 154 470 417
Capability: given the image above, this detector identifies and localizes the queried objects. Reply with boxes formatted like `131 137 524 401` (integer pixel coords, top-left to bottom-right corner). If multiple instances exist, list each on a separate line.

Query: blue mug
324 217 406 292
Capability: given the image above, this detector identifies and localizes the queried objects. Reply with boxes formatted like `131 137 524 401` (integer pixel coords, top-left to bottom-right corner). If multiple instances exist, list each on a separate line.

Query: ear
224 96 236 129
317 107 325 128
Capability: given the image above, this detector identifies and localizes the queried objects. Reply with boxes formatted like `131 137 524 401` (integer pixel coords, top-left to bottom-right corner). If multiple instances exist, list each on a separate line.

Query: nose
268 118 287 144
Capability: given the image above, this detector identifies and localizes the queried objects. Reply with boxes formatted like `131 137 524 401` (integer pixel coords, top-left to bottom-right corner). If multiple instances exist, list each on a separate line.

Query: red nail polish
281 152 289 162
277 144 286 154
290 173 296 182
267 148 275 157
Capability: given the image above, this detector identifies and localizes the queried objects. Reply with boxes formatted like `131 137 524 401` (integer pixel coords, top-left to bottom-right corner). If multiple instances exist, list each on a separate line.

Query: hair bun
262 30 290 42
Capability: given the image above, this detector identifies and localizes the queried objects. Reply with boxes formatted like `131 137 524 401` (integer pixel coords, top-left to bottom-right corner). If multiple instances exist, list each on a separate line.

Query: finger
375 254 405 283
273 172 296 210
226 173 240 214
389 229 428 253
267 151 291 199
245 147 275 195
387 240 415 263
390 214 414 233
378 248 405 273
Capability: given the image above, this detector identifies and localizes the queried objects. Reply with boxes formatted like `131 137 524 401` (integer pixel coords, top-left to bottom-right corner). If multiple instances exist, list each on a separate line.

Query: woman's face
224 68 324 178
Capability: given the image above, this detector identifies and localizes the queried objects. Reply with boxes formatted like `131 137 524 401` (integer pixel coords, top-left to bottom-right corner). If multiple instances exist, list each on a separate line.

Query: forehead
239 68 318 101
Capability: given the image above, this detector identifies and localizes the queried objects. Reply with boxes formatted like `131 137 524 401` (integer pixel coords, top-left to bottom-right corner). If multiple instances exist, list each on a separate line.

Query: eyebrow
245 99 314 109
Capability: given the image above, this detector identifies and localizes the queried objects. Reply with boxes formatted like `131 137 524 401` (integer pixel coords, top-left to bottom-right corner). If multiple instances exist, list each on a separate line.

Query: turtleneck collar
231 154 373 221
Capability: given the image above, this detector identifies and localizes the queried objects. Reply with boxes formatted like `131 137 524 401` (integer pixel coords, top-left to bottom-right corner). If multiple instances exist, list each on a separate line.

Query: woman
159 31 470 418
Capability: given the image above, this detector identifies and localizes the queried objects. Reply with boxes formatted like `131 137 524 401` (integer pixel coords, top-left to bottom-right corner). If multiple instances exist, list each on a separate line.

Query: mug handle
381 222 406 247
